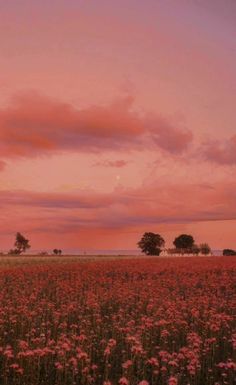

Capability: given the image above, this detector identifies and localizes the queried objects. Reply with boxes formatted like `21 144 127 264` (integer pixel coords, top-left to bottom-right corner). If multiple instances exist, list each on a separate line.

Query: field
0 256 235 385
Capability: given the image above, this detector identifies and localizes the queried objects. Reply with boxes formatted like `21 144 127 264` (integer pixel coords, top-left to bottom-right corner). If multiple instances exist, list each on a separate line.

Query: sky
0 0 236 252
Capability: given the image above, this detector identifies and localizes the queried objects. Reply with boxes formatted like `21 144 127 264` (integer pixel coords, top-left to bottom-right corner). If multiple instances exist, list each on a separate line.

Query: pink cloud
203 135 236 165
0 190 113 209
0 160 6 171
151 121 193 154
0 91 193 159
0 181 235 231
93 159 128 168
0 180 235 249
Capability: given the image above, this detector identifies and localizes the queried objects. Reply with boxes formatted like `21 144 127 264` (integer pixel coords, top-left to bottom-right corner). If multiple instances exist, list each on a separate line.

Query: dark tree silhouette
223 249 236 256
10 232 31 255
173 234 194 252
138 232 165 256
192 244 200 255
199 243 211 255
53 249 62 255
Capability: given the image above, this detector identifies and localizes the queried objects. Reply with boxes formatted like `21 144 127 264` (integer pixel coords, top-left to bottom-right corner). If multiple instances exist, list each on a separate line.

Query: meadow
0 256 235 385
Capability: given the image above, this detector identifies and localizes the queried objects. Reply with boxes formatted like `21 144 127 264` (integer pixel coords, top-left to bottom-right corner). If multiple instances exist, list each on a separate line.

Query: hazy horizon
0 248 224 257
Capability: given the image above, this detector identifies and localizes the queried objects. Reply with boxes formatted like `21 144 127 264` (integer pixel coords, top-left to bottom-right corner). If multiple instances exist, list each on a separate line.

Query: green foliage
137 232 165 256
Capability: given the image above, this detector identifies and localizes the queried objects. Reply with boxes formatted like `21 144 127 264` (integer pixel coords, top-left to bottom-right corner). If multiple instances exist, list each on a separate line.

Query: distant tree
138 232 165 256
52 249 62 255
8 249 19 255
223 249 236 256
12 232 31 255
192 244 200 255
199 243 211 255
173 234 194 252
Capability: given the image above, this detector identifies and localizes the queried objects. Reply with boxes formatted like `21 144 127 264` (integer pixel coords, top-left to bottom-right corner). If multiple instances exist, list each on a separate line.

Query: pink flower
168 376 178 385
122 360 133 369
119 377 129 385
19 340 29 350
104 347 111 356
147 357 159 366
55 362 63 370
227 361 236 370
108 338 117 347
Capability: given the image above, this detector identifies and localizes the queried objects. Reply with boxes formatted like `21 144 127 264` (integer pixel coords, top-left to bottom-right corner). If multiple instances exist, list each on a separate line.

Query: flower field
0 256 235 385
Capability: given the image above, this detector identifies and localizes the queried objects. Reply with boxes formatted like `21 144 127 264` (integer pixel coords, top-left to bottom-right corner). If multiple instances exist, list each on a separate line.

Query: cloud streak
0 91 193 160
0 160 6 171
93 159 129 168
203 135 236 165
1 180 235 250
1 181 235 233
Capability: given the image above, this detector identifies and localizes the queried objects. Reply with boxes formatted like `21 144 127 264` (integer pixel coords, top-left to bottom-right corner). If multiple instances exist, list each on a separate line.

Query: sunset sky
0 0 236 252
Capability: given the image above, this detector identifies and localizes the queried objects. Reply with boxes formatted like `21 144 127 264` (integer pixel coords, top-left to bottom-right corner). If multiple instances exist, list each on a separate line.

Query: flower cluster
0 256 235 384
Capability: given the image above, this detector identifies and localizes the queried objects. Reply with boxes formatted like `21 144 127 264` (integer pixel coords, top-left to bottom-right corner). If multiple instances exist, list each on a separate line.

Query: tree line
137 232 211 256
4 233 63 256
0 232 235 257
137 232 236 256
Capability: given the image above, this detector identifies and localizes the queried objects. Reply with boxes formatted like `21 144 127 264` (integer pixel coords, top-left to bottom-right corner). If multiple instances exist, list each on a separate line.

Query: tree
11 232 31 255
53 249 62 255
173 234 194 252
138 232 165 256
223 249 236 256
199 243 211 255
8 249 19 255
192 244 200 255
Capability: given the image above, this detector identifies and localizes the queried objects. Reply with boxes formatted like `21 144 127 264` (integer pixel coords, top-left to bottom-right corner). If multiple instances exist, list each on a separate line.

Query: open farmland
0 256 235 385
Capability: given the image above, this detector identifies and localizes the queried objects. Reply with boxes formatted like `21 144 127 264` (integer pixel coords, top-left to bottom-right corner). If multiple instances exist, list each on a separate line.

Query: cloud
0 91 193 160
203 135 236 165
0 160 6 171
0 181 235 249
0 190 114 209
150 117 193 154
93 159 128 168
1 181 235 234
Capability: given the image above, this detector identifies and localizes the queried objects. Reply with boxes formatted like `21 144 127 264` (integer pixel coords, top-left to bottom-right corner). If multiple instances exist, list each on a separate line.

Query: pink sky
0 0 236 251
